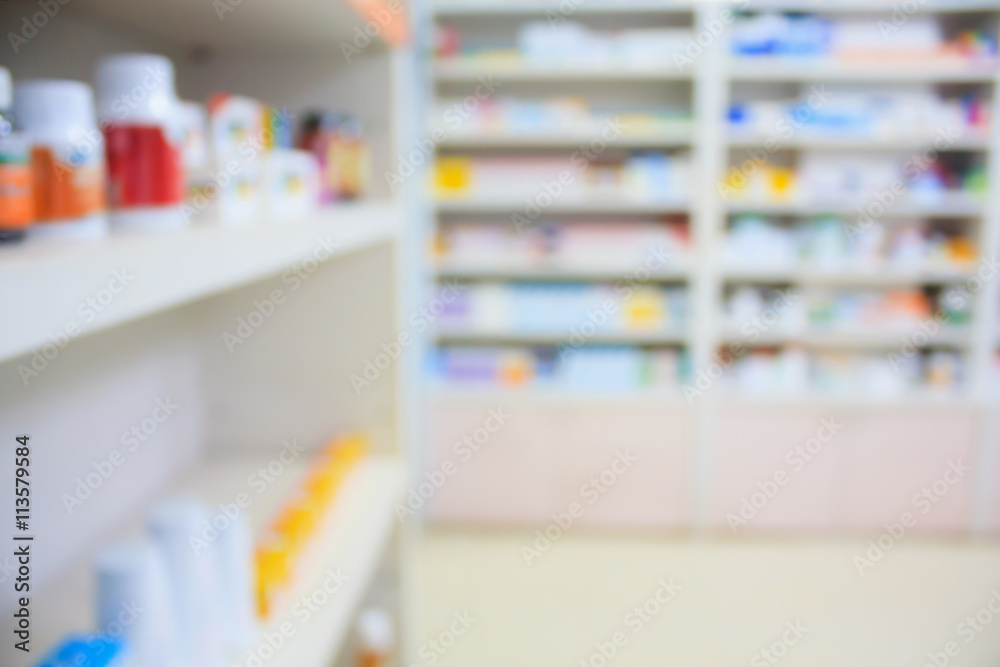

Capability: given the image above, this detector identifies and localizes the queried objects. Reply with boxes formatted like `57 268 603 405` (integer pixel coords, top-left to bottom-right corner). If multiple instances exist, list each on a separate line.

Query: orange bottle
0 67 32 243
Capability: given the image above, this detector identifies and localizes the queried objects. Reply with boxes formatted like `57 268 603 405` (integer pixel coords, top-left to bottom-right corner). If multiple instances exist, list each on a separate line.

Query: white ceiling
73 0 386 53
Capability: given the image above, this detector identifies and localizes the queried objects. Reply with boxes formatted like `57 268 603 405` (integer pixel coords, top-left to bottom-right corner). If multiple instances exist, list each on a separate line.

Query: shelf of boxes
423 0 1000 532
432 60 693 81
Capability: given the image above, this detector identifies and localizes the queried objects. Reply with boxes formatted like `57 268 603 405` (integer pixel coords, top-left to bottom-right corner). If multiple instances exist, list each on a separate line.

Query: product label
104 125 183 209
31 146 105 222
0 134 33 228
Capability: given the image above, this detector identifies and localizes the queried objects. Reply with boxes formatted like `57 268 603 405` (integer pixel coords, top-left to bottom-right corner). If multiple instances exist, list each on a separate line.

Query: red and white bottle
96 53 185 231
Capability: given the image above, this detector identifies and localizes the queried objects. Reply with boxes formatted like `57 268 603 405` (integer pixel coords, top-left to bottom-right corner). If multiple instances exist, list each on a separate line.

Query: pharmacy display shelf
421 0 1000 531
711 392 976 409
727 59 998 83
728 133 992 152
725 195 985 218
434 261 691 282
433 328 688 346
720 266 978 286
30 454 408 667
0 203 401 365
433 60 693 82
75 0 407 51
436 127 695 149
434 197 690 215
432 0 1000 16
427 386 688 405
744 0 1000 11
718 327 971 349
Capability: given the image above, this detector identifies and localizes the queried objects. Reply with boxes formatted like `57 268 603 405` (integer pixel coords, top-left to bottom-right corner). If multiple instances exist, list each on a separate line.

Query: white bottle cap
95 53 177 125
13 79 97 136
0 67 11 111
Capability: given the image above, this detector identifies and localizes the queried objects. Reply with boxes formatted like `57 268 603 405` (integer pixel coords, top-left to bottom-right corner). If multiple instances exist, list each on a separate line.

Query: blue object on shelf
34 635 130 667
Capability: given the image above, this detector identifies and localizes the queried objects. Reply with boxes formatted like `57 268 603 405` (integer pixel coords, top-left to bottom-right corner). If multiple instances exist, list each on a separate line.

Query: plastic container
96 53 185 231
14 79 108 240
265 149 319 222
209 94 267 225
35 635 131 667
214 513 257 652
0 67 33 243
148 498 226 667
95 539 177 667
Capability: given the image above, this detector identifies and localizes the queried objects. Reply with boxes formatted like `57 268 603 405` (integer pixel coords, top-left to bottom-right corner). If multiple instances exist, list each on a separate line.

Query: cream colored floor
414 529 1000 667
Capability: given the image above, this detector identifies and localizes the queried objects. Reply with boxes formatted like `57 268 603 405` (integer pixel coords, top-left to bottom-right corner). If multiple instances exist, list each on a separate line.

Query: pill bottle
96 53 185 231
14 79 108 240
0 67 33 243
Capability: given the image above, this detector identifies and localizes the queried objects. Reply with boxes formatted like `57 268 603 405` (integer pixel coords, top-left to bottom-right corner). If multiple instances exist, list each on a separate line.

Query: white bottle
147 498 226 667
95 539 178 667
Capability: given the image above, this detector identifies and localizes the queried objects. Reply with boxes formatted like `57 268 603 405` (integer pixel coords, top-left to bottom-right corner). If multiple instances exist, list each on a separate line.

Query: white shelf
714 392 974 409
428 386 687 405
434 261 690 282
74 0 398 51
31 454 408 667
721 265 978 286
725 194 985 217
719 326 971 349
0 203 400 365
434 328 687 345
728 58 998 83
435 197 689 215
437 127 694 148
433 60 692 81
740 0 1000 10
728 132 991 152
